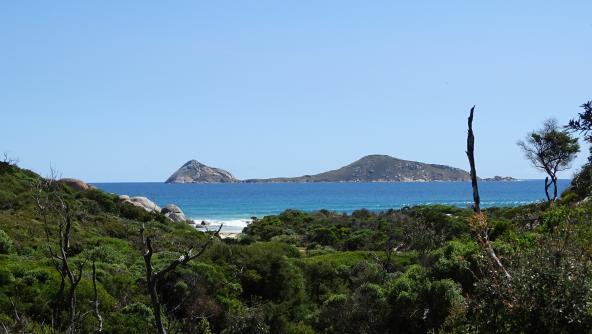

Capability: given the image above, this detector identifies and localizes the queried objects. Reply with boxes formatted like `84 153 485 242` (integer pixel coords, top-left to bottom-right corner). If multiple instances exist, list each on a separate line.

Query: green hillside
2 159 592 333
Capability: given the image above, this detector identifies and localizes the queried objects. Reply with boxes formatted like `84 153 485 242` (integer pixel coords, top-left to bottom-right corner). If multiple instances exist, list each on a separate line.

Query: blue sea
93 180 570 232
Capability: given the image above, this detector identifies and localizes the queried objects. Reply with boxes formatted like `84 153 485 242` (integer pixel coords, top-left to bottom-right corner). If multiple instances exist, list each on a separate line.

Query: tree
567 101 592 161
518 119 579 201
33 172 86 333
466 106 511 280
566 101 592 200
141 224 222 334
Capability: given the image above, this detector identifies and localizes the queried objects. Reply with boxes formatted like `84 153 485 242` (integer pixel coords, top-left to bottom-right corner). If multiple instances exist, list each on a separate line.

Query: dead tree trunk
141 224 222 334
466 106 511 280
92 262 103 333
466 106 480 213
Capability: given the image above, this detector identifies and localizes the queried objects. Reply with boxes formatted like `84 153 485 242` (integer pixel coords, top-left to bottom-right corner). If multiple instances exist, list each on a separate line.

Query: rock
161 204 182 214
165 160 237 183
161 204 187 222
483 176 517 182
118 195 130 201
59 178 96 191
165 212 186 223
121 196 161 213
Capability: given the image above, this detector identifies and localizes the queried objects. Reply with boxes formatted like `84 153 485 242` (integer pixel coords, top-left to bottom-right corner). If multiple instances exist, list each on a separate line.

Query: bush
83 189 118 213
430 240 478 291
310 227 337 246
386 265 465 333
0 229 13 254
570 163 592 200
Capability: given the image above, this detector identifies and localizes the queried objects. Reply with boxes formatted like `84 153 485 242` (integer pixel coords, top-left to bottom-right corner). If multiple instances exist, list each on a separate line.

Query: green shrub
83 189 118 213
310 227 337 246
0 229 13 254
570 163 592 200
0 268 15 285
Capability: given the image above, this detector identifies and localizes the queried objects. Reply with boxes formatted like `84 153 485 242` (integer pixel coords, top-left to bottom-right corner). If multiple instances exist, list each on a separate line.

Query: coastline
190 218 252 238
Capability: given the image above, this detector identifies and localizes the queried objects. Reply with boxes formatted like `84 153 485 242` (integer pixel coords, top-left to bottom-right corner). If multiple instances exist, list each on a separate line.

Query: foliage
518 118 580 201
567 100 592 161
0 229 13 254
568 162 592 201
2 162 592 333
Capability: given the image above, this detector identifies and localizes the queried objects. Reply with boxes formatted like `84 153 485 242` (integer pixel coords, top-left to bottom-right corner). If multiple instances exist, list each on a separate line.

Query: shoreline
190 218 252 239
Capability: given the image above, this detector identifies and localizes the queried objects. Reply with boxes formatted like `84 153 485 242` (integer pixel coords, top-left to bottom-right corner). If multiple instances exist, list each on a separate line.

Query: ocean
93 180 570 232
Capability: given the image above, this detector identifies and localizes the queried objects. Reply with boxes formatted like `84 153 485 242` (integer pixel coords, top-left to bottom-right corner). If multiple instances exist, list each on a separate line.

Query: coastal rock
166 160 237 183
59 178 96 191
121 196 161 213
161 204 182 214
161 204 187 222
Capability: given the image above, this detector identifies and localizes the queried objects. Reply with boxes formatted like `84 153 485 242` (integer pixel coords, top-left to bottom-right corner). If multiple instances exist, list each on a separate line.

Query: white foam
190 218 252 233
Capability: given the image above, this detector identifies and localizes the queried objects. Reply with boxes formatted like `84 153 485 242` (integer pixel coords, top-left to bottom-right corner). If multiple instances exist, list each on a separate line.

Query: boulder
59 178 96 191
121 196 161 213
161 204 182 214
165 212 187 223
161 204 187 222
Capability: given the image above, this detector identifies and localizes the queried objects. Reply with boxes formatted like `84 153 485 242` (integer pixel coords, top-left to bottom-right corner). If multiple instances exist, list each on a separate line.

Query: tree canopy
518 119 579 201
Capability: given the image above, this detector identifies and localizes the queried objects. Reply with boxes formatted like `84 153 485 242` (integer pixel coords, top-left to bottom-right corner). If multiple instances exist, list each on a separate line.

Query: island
165 160 237 183
483 175 517 182
165 155 474 183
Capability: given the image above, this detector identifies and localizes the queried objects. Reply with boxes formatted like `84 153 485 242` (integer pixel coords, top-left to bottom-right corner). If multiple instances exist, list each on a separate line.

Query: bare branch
1 153 19 166
92 262 103 333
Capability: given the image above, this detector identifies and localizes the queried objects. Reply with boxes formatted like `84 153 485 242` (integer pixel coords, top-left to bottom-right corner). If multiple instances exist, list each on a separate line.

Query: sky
1 1 591 182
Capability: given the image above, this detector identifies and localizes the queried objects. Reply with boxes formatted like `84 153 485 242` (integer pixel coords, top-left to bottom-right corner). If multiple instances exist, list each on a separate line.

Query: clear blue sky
1 1 591 182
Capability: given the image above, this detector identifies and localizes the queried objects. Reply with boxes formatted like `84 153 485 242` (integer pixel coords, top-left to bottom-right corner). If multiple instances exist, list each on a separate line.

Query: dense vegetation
2 158 592 334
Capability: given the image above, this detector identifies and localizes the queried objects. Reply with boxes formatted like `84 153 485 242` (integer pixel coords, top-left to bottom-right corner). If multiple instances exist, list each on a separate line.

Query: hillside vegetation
2 155 592 333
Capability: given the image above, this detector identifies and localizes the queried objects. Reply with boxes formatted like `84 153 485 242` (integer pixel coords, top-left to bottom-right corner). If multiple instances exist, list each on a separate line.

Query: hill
246 154 472 182
165 160 237 183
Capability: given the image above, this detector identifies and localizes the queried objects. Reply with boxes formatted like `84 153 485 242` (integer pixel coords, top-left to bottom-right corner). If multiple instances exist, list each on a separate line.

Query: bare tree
1 152 19 166
32 170 86 332
141 223 222 334
518 119 580 202
466 106 480 213
466 106 511 280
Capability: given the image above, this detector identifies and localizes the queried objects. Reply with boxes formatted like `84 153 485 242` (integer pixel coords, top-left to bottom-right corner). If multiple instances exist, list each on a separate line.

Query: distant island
164 154 502 183
165 160 237 183
244 155 472 182
483 176 517 182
